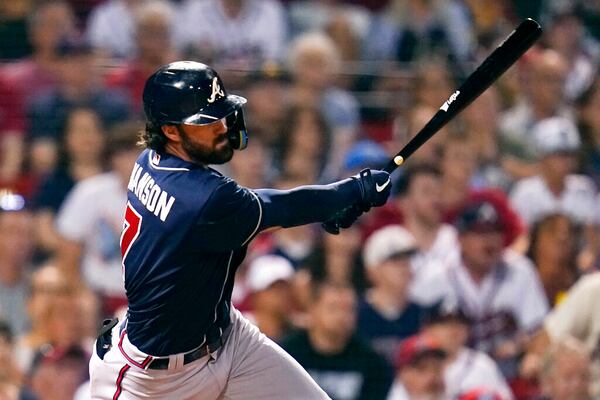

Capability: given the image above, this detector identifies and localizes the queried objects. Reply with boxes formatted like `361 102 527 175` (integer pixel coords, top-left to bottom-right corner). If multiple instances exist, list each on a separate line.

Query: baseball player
89 61 391 399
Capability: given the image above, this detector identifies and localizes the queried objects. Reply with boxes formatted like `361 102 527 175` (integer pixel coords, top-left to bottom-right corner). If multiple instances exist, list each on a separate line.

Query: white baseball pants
89 308 330 399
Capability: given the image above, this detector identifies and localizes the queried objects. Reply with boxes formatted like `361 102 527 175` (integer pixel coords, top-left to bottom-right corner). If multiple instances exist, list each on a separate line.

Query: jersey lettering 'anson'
127 162 175 221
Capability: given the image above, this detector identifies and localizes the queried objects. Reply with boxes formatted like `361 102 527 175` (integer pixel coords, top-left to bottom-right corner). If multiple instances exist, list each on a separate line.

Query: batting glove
322 168 392 234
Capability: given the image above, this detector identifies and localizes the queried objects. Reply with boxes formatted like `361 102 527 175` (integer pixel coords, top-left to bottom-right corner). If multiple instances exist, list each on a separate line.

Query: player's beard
178 126 234 165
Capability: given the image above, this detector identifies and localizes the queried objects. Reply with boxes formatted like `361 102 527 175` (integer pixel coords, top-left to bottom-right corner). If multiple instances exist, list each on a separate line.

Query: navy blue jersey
123 149 262 356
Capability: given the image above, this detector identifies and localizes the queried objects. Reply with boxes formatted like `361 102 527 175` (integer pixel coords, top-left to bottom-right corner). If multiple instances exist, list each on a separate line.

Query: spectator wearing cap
387 334 447 400
411 199 549 381
282 281 393 400
243 255 296 342
55 122 141 314
357 225 428 365
0 191 33 337
422 306 513 399
27 35 132 177
510 116 598 227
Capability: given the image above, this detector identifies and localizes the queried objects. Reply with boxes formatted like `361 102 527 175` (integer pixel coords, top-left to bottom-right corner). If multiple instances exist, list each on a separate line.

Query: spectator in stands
227 137 271 188
412 199 549 380
299 224 366 300
422 307 513 399
282 281 393 400
387 334 447 400
244 255 296 342
460 86 511 190
499 49 572 179
0 0 33 60
397 105 448 166
576 76 600 187
544 8 598 102
357 225 427 364
527 213 579 306
274 104 331 182
13 263 74 373
27 36 131 176
509 116 598 227
440 132 525 248
0 191 33 336
393 163 459 281
2 1 74 98
0 320 22 390
32 107 106 258
288 32 360 180
523 272 600 397
86 0 146 59
27 345 89 400
538 338 592 400
363 0 474 64
55 122 140 315
105 0 178 115
175 0 287 68
0 76 26 186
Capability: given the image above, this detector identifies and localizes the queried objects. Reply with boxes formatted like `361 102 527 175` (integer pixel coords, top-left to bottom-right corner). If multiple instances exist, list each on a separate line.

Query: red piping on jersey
118 330 153 369
113 364 130 400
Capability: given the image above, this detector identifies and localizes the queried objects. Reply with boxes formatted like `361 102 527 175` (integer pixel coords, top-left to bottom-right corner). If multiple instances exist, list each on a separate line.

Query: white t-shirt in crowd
86 0 136 58
445 348 513 400
509 174 598 226
412 249 549 335
56 172 127 297
410 224 460 290
175 0 287 65
544 272 600 397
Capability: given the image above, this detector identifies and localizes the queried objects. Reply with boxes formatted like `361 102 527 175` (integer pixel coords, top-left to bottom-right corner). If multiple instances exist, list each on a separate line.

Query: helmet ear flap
226 108 248 150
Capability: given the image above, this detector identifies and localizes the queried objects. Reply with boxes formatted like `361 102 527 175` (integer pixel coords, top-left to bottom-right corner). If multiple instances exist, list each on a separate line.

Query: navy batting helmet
143 61 248 150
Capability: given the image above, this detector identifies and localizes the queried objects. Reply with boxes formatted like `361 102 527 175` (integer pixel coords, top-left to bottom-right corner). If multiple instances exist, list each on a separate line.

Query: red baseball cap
458 387 504 400
394 334 446 370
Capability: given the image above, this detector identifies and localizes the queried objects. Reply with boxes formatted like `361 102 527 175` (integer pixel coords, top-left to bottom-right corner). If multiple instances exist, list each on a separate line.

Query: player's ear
161 125 181 143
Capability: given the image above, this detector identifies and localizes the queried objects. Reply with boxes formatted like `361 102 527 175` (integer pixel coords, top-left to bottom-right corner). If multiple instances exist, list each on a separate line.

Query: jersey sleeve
195 177 262 252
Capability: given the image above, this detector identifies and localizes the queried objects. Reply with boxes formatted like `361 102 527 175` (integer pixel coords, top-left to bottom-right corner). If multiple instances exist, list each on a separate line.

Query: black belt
147 324 233 370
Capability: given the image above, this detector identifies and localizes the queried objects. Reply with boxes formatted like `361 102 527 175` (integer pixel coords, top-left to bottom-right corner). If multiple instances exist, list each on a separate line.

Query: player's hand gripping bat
323 18 542 234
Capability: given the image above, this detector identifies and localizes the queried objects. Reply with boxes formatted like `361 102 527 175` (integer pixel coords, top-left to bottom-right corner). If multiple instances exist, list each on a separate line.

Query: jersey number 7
120 202 142 275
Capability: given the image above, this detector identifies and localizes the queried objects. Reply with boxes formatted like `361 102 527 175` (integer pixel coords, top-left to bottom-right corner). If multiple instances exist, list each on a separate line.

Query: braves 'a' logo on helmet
207 77 225 104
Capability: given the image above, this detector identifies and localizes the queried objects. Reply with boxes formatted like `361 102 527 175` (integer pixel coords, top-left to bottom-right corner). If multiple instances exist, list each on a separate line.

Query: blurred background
1 0 600 399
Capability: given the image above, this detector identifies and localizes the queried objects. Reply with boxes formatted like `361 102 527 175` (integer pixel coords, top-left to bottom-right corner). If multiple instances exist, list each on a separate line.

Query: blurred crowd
2 0 600 399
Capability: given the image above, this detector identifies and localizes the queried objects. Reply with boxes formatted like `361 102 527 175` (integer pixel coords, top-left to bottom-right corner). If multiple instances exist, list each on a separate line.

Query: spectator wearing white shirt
393 163 460 285
509 116 598 227
175 0 287 68
55 122 141 315
422 307 514 399
86 0 146 59
412 199 549 380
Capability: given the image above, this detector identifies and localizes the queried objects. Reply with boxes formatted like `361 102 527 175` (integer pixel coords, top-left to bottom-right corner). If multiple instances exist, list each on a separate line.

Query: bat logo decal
440 90 460 112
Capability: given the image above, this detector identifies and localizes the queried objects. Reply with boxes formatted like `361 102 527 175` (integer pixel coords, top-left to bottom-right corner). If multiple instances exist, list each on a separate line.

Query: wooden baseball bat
384 18 542 173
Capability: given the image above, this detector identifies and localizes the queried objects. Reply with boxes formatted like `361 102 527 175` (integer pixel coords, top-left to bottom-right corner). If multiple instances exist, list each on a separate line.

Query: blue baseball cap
343 140 388 171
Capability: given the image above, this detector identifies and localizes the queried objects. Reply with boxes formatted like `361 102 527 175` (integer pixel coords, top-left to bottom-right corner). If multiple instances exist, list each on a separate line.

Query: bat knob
394 156 404 166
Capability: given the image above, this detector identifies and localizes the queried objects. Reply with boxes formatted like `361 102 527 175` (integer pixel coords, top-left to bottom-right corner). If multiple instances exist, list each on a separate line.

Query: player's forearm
255 178 360 229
